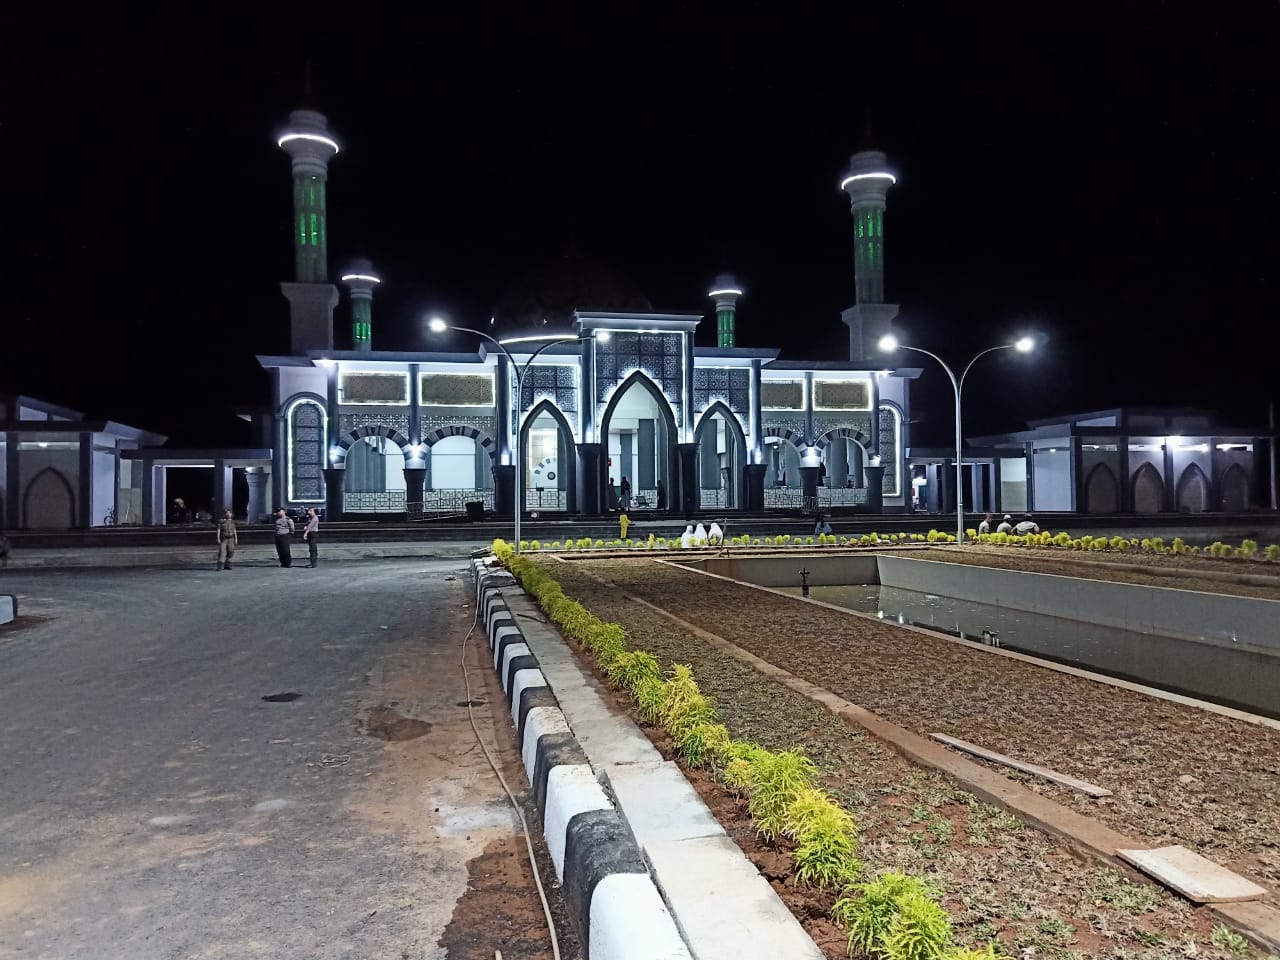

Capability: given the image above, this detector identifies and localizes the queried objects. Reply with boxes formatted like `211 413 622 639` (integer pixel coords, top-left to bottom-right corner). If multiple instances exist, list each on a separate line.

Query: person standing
215 509 238 570
273 508 295 568
619 476 632 511
303 508 320 567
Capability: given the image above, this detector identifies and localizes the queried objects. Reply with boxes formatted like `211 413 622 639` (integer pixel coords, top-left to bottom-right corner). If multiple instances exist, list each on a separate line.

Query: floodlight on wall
329 447 341 462
597 331 611 342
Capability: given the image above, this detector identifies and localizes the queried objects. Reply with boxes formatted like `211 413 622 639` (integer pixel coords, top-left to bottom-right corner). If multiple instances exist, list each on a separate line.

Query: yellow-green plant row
490 539 1008 959
510 529 1280 564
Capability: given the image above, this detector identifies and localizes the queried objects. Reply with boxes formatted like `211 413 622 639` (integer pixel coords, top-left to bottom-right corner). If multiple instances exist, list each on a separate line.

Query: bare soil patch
539 558 1277 957
362 703 433 741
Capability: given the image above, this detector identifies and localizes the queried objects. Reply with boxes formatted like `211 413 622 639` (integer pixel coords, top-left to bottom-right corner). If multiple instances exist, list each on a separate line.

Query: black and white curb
472 558 693 960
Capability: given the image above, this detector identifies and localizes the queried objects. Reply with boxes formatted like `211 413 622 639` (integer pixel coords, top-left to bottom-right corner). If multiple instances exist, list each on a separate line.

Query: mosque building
255 105 916 521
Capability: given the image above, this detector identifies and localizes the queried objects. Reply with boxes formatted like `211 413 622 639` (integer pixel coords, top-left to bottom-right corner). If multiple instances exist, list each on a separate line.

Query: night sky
6 4 1278 448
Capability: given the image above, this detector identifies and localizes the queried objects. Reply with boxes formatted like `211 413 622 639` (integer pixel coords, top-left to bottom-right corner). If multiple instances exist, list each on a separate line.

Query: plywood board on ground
1118 845 1268 904
930 733 1112 797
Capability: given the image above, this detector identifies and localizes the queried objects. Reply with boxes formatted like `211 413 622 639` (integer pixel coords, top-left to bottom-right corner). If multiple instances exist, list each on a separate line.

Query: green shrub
747 749 816 840
1240 539 1258 558
945 946 1009 960
785 787 861 889
678 721 730 768
607 649 662 694
882 891 952 960
833 872 943 959
1265 544 1280 562
635 677 669 724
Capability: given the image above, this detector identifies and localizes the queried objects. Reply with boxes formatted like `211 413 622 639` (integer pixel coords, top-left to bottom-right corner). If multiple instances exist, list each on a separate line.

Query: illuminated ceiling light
877 334 899 353
328 447 341 462
840 172 897 189
277 132 340 153
597 331 611 342
316 358 335 367
340 273 381 284
498 334 579 345
427 317 448 333
707 288 744 298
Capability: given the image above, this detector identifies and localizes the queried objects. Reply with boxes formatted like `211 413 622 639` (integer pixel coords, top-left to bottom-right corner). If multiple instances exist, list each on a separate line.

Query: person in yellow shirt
619 512 630 539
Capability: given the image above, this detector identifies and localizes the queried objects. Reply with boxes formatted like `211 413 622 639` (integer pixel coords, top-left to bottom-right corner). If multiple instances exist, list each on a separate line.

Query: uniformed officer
216 509 238 570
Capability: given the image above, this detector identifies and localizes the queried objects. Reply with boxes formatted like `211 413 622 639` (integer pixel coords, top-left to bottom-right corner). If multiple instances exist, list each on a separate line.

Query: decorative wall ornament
595 332 683 423
761 381 804 410
762 422 807 446
693 367 750 422
340 372 409 405
813 415 875 446
339 412 411 438
420 373 494 406
879 406 900 496
518 364 578 414
288 400 325 501
814 379 871 410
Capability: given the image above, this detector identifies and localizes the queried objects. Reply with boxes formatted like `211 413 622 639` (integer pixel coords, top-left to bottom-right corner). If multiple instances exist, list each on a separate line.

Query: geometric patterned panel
693 367 750 422
595 332 683 424
288 401 325 501
813 414 874 445
761 381 804 409
814 379 870 410
339 412 411 437
879 406 899 496
340 372 409 404
420 373 494 406
518 364 577 414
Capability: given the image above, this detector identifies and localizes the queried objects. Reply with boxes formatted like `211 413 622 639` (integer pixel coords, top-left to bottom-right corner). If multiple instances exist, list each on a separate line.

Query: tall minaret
341 259 381 352
707 273 743 348
278 107 340 353
839 147 899 361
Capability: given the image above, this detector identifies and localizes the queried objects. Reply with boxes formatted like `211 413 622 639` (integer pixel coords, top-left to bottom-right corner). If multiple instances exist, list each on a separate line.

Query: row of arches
1083 462 1251 514
285 371 897 511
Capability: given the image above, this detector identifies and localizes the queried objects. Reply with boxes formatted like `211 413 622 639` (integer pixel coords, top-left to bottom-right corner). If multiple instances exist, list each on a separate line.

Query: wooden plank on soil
1119 845 1268 904
929 733 1113 797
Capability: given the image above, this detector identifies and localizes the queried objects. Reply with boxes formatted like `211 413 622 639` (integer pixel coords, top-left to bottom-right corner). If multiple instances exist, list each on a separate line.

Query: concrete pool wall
682 553 1279 655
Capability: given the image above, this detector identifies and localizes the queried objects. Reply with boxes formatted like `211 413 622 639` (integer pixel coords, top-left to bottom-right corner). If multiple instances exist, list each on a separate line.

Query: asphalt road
0 560 572 959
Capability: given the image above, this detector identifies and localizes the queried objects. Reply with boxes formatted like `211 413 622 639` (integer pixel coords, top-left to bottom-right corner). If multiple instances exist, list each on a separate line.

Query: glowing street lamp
429 317 591 552
879 333 1035 542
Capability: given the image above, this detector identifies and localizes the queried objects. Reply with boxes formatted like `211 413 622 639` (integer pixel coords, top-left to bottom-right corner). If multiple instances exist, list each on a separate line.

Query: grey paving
0 559 555 959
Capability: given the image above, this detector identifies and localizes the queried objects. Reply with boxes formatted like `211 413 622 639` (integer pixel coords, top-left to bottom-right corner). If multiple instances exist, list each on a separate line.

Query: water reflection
780 584 1280 719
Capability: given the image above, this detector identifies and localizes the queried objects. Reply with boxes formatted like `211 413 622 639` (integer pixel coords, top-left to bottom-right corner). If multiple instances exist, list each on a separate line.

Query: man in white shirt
995 514 1014 534
977 514 994 535
1014 514 1041 535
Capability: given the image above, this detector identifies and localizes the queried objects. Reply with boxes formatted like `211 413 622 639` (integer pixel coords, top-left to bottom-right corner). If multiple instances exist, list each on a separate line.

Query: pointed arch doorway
693 402 747 509
598 372 678 512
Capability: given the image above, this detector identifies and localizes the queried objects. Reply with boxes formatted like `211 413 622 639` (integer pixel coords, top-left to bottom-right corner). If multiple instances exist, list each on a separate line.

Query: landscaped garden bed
516 552 1277 958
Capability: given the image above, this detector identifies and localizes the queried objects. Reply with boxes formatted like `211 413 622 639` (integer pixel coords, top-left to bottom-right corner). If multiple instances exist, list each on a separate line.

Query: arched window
1084 463 1120 513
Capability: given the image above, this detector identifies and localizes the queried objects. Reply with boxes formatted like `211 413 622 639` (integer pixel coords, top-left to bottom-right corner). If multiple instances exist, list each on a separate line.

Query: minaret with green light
278 107 340 353
708 274 743 348
342 259 381 352
839 145 900 360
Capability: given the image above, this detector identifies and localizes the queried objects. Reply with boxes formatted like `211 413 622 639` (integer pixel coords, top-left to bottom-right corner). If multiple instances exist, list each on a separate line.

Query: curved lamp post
879 333 1034 543
429 317 598 553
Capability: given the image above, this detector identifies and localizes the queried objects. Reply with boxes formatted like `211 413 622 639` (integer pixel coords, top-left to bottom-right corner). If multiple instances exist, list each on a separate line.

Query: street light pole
880 335 1033 543
429 320 588 553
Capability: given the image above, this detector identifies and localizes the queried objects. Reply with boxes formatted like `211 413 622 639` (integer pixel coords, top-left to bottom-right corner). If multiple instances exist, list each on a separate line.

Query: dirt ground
890 545 1280 601
538 559 1268 959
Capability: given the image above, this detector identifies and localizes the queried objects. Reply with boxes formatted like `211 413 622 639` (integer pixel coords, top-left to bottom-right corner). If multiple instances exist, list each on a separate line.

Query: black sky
5 3 1279 447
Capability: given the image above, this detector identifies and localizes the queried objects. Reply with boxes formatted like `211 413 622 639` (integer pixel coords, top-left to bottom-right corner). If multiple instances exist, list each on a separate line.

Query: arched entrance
693 403 746 509
598 371 678 511
1083 463 1119 513
815 427 873 507
1176 463 1210 513
24 467 75 529
1132 462 1164 514
1220 464 1249 512
520 399 576 512
344 435 407 513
